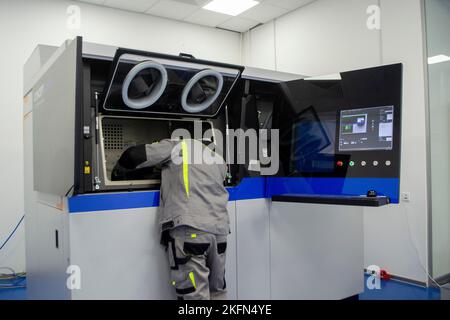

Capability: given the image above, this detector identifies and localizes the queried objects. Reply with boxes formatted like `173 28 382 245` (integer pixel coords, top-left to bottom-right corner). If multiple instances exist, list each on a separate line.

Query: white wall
0 0 241 272
242 0 430 282
242 0 382 74
242 21 277 71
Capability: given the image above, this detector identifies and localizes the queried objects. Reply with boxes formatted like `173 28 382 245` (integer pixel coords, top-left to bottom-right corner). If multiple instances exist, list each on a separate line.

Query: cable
0 275 25 281
0 220 28 290
0 267 26 289
0 215 25 251
64 185 74 197
0 278 26 289
0 270 26 280
0 268 26 279
0 266 16 275
401 204 443 289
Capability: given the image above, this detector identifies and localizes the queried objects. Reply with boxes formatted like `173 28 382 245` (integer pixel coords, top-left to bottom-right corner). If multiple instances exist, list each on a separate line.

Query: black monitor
339 106 394 151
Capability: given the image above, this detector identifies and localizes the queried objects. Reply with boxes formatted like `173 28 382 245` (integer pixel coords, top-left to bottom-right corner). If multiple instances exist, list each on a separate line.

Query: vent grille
103 123 124 150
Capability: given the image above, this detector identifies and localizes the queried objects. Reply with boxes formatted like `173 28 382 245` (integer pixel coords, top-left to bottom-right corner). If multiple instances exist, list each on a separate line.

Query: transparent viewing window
102 53 241 117
99 116 213 186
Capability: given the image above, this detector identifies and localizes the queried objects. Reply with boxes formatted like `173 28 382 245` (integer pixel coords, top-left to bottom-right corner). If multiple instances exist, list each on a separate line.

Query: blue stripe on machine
68 177 399 213
68 177 266 213
228 177 266 201
68 191 161 213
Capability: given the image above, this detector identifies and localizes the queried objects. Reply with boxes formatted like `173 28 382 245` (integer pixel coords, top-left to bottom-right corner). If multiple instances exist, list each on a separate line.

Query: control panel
276 64 402 179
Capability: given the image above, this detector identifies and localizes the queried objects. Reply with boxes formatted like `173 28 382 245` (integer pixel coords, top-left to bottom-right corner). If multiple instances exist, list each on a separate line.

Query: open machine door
237 64 403 203
32 37 83 196
100 49 244 118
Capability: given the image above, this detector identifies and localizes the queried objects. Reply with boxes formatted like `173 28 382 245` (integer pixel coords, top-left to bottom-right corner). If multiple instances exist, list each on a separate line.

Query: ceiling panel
103 0 159 12
77 0 106 5
240 3 289 23
265 0 315 10
146 0 199 20
184 9 231 27
171 0 210 5
218 16 260 33
74 0 317 33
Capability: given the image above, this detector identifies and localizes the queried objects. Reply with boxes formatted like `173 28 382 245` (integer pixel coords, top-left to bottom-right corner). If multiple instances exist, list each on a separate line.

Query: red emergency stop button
337 161 344 167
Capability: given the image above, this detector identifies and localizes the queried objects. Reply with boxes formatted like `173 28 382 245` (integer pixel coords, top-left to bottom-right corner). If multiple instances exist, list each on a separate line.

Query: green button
349 161 355 167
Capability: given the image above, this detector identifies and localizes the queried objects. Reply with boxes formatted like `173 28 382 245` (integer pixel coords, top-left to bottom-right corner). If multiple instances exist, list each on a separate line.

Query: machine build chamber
24 36 403 300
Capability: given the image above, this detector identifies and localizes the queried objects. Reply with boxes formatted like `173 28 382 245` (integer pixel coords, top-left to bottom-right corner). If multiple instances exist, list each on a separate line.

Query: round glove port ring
181 69 224 114
121 61 168 110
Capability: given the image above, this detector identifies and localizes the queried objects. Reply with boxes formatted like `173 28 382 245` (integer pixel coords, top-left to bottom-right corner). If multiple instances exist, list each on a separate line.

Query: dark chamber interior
101 117 212 183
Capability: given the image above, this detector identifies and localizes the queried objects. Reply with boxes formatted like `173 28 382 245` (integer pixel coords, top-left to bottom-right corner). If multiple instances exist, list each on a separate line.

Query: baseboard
389 274 427 287
364 269 427 287
435 273 450 286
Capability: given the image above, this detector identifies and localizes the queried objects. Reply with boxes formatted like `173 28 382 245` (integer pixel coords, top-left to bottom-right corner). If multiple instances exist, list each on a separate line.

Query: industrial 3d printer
23 37 402 299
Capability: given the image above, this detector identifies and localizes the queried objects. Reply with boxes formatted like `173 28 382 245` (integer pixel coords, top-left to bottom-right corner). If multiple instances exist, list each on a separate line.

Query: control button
361 161 367 167
337 161 344 167
373 161 379 167
386 160 392 166
349 161 355 167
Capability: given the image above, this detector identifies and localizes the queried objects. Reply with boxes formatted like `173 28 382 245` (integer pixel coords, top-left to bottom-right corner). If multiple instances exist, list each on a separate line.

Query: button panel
336 159 393 168
333 153 398 178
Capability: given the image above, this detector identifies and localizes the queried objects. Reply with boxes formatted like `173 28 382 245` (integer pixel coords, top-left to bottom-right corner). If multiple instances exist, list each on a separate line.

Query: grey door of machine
32 36 83 196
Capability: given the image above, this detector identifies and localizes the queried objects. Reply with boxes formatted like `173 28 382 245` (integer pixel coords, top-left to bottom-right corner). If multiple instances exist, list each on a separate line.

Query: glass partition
425 0 450 281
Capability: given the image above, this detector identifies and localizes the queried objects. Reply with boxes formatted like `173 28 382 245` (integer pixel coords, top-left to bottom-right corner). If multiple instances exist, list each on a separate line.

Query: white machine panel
26 201 70 300
225 202 237 300
32 38 79 196
270 202 364 300
69 207 173 300
236 199 270 300
68 201 237 300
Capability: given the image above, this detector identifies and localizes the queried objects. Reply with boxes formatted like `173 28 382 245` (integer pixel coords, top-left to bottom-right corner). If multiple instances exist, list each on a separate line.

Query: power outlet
401 192 411 202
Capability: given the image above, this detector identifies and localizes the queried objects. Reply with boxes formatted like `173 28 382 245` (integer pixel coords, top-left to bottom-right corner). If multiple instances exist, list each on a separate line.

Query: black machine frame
71 37 403 196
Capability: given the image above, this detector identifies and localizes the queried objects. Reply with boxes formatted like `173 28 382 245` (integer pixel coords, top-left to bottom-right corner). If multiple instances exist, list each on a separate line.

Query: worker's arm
117 139 175 170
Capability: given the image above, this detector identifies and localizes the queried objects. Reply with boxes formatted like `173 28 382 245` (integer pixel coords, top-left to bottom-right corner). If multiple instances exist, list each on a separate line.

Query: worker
115 138 230 300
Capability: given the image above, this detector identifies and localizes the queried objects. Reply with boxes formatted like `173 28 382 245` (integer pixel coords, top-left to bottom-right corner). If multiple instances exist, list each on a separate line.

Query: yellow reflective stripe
189 272 196 289
181 140 190 198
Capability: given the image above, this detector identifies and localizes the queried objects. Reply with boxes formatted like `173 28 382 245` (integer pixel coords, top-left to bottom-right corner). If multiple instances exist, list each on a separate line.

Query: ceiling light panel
203 0 260 16
428 54 450 65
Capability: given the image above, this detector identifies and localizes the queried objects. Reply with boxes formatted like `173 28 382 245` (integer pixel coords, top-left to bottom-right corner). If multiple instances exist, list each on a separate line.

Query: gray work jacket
137 139 230 235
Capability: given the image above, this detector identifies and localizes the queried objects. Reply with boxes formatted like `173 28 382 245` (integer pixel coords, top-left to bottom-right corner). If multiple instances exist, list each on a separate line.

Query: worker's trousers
166 226 228 300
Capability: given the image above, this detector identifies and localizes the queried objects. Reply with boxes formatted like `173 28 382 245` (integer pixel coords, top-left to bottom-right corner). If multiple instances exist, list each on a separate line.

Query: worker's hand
117 144 147 169
111 163 156 181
